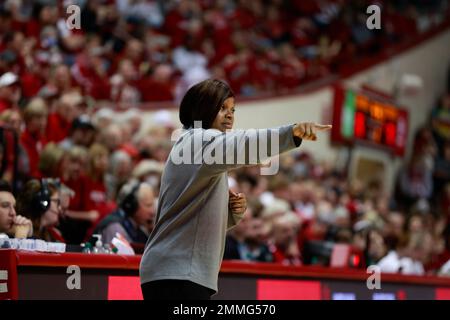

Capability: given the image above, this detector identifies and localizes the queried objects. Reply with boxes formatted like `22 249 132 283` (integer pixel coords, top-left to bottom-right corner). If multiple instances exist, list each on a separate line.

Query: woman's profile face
211 97 235 132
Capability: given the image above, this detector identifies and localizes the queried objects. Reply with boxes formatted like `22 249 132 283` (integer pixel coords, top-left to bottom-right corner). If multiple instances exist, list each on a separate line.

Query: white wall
136 28 450 193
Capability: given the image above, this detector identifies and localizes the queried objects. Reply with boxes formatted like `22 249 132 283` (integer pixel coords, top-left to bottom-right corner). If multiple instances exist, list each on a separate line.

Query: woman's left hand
229 190 247 214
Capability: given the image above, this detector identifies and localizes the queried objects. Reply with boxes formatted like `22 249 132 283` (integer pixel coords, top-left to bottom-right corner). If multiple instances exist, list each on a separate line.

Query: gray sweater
139 124 301 293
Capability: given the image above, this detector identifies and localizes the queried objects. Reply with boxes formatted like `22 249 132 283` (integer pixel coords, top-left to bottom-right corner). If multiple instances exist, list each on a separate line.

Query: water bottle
82 242 93 254
93 234 103 254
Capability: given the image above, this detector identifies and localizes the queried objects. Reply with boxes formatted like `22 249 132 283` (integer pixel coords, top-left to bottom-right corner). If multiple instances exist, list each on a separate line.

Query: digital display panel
332 85 409 156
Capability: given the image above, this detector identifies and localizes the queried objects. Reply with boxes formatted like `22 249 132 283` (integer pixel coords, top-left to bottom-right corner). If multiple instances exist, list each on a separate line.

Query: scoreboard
331 85 409 156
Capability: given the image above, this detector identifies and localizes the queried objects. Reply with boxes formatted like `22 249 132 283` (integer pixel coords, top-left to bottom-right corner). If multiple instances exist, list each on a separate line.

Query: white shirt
377 251 425 275
439 259 450 275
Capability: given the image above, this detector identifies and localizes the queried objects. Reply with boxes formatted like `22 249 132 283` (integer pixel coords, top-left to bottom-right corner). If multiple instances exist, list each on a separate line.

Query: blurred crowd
0 0 450 277
0 100 169 246
0 0 448 106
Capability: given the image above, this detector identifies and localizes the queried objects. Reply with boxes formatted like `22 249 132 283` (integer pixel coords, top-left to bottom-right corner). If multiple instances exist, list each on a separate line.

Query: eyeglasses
50 198 61 207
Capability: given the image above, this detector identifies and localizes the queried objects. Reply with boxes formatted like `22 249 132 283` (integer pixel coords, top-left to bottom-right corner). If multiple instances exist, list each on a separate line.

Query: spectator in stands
365 228 388 266
98 123 123 153
434 142 450 197
0 72 20 112
406 213 426 234
117 0 164 28
20 97 48 178
388 211 406 236
438 222 450 275
431 93 450 147
115 121 141 161
292 180 317 221
413 127 438 171
92 108 115 131
16 178 64 242
377 232 432 275
38 142 64 178
49 65 78 96
0 179 33 238
266 175 292 203
441 183 450 222
110 59 141 107
425 219 450 274
0 108 21 133
147 138 172 163
84 143 116 240
269 212 302 265
237 215 273 262
25 3 59 43
131 159 164 195
116 38 146 72
94 180 155 245
59 115 97 150
70 35 111 100
139 64 175 102
224 207 252 260
121 108 142 137
46 92 83 143
396 153 433 210
173 39 211 101
0 109 30 182
58 146 99 244
439 258 450 276
105 149 133 201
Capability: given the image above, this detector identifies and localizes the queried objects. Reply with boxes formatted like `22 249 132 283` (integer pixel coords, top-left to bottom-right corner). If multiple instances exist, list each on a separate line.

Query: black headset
31 179 51 218
120 182 140 217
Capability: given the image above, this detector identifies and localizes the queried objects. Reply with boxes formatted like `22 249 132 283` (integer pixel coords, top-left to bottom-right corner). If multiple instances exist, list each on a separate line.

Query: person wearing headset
16 178 65 242
94 180 156 245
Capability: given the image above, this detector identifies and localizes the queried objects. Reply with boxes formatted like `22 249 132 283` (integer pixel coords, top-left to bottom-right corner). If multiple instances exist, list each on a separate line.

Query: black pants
141 280 214 300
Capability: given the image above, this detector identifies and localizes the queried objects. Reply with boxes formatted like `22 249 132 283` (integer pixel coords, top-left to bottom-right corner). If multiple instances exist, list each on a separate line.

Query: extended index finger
314 124 333 131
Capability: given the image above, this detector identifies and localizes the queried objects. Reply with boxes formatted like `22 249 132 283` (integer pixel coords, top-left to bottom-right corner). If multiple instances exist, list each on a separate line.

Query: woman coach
139 79 331 300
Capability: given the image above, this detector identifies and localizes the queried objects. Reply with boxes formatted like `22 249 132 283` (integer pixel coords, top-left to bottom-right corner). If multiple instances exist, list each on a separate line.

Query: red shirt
297 219 326 254
84 177 117 240
139 78 174 102
162 9 186 48
20 129 46 178
278 59 304 89
72 54 111 100
46 112 70 143
292 0 320 15
24 19 41 40
21 72 44 98
230 8 257 29
270 244 302 266
62 174 92 212
0 127 17 178
119 143 140 160
425 250 450 273
86 177 116 216
47 227 66 243
0 99 12 113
